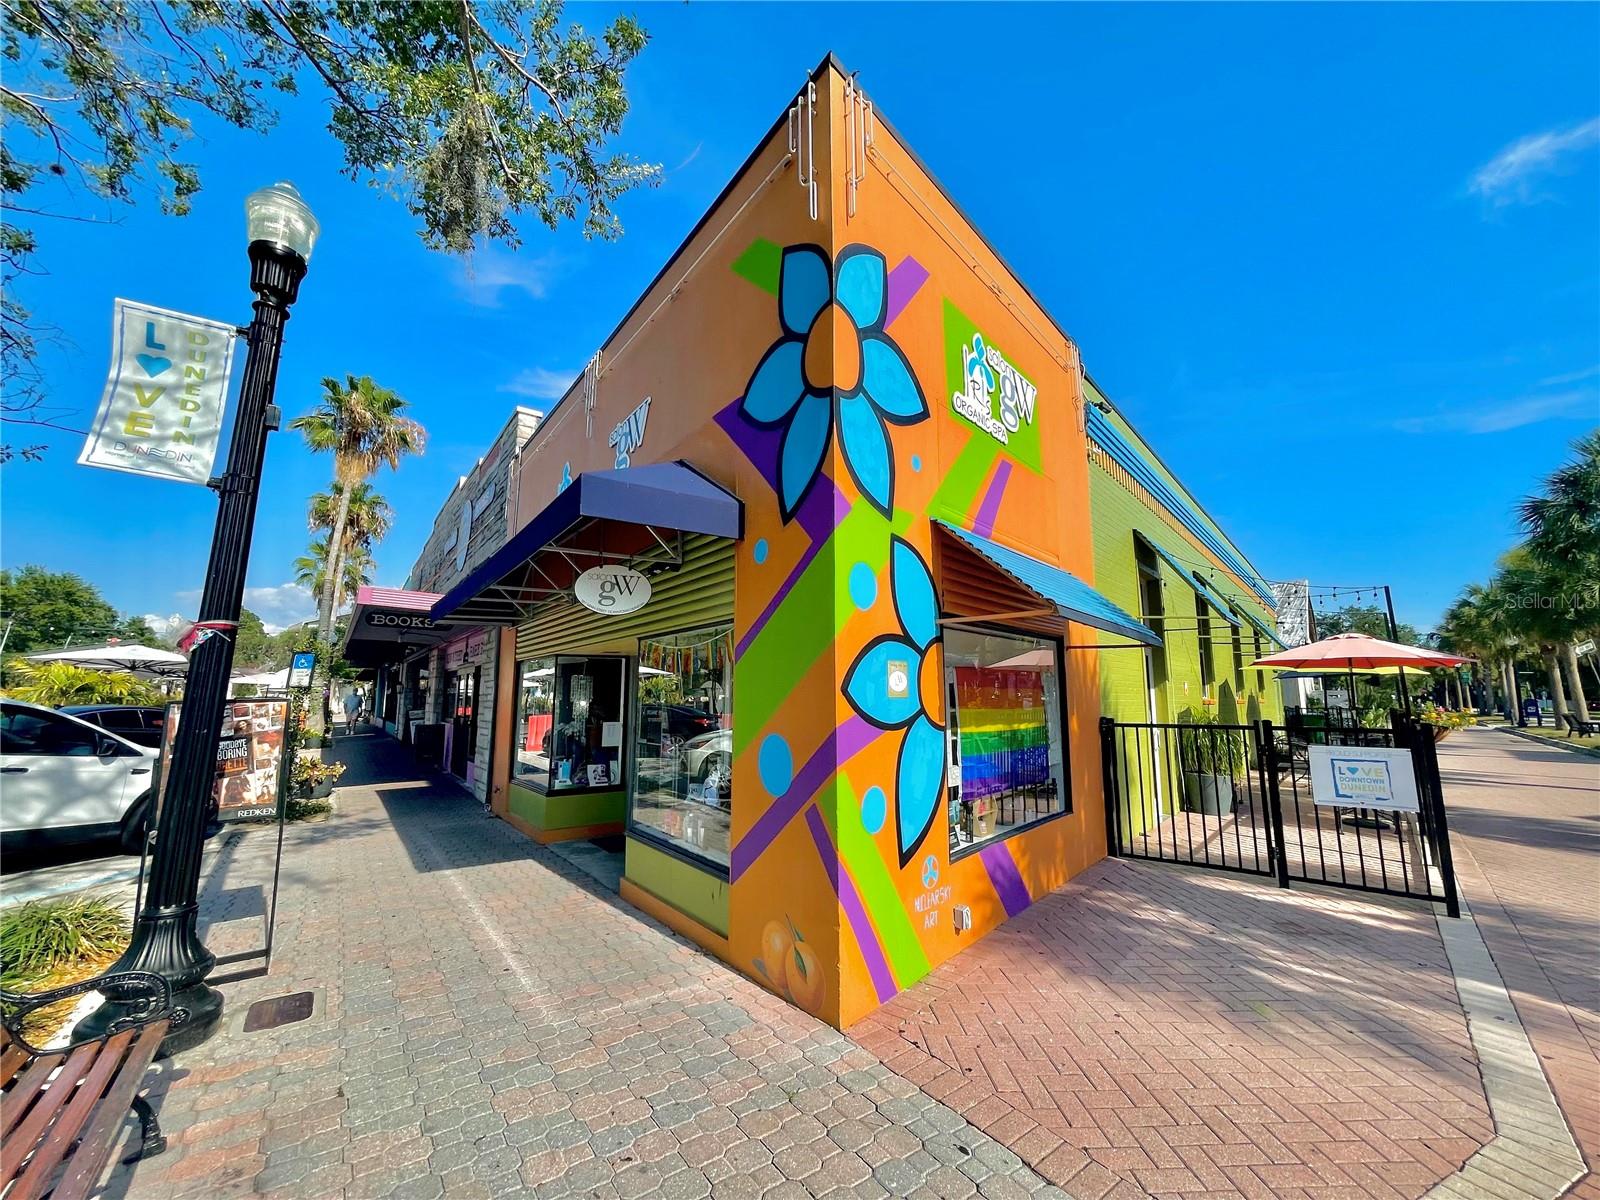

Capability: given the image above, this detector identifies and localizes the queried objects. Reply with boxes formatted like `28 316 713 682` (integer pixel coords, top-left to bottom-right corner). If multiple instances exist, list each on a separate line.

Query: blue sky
3 2 1596 635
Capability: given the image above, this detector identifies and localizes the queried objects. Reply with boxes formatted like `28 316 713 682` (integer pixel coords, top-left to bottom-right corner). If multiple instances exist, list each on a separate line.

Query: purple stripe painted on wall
971 459 1013 539
804 805 898 1003
978 842 1032 918
885 257 930 328
715 398 849 658
730 716 877 882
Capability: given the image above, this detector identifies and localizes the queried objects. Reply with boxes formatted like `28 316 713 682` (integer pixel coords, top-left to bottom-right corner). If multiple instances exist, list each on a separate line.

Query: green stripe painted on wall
508 782 625 831
826 777 931 987
731 237 782 296
624 835 729 936
929 433 1000 520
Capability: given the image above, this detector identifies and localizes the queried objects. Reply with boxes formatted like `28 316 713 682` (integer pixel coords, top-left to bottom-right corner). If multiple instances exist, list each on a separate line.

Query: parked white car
0 700 157 854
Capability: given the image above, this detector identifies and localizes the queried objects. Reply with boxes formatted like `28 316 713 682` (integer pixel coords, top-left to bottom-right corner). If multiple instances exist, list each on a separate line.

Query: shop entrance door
447 668 478 778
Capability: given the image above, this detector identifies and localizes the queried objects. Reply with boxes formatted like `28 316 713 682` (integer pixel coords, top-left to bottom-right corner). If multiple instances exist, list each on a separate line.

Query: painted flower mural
843 536 946 867
741 244 928 521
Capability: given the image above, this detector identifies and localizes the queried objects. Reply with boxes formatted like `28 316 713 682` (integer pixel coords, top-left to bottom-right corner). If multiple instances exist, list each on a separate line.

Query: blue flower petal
891 538 939 651
837 393 892 517
861 336 928 424
844 636 924 730
835 248 886 329
896 714 946 866
780 246 831 337
778 392 831 519
741 339 806 427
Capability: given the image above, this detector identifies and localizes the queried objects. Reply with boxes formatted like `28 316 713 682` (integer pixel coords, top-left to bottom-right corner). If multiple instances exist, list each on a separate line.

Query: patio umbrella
230 667 291 692
27 642 189 679
1251 632 1471 709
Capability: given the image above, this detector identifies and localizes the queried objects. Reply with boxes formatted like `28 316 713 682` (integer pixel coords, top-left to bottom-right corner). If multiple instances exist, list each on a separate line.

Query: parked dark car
59 705 167 750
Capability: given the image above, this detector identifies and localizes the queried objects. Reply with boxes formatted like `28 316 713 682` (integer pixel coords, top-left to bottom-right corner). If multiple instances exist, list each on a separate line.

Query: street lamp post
79 183 319 1054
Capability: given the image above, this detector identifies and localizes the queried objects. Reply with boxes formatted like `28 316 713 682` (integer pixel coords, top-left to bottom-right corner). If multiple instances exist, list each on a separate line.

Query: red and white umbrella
1252 632 1471 708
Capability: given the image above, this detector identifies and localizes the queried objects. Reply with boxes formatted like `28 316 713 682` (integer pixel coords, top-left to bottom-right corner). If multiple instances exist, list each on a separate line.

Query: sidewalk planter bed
370 57 1288 1030
290 758 344 800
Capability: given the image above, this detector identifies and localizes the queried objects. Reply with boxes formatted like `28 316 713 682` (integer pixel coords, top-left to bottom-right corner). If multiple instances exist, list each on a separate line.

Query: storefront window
630 625 734 870
944 628 1068 856
513 656 626 791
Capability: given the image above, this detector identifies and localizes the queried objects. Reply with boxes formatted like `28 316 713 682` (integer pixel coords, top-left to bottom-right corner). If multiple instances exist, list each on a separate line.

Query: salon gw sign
943 298 1041 471
79 299 240 485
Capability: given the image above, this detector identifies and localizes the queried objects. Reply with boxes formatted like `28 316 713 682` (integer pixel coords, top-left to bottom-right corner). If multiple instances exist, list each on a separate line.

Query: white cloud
1539 364 1600 388
141 613 188 640
499 366 579 402
172 583 316 634
1469 117 1600 207
455 250 562 308
1393 388 1596 434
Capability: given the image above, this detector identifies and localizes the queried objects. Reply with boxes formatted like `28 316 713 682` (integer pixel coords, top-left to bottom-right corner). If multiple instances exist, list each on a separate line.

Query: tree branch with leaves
0 0 657 458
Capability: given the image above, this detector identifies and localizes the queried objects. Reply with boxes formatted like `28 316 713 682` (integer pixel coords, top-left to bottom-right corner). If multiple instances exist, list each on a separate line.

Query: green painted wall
1089 464 1284 728
624 835 729 936
508 782 626 832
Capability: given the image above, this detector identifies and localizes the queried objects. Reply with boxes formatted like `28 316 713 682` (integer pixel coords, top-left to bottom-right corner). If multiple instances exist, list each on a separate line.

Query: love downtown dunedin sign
79 299 240 485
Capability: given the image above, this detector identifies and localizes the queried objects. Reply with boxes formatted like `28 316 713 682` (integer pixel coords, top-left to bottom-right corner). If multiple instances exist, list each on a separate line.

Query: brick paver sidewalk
1436 727 1600 1199
851 858 1493 1199
109 736 1071 1200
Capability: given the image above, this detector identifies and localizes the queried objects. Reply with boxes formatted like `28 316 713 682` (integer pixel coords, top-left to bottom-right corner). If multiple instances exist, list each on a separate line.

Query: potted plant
1176 708 1247 815
291 757 345 800
1417 702 1474 742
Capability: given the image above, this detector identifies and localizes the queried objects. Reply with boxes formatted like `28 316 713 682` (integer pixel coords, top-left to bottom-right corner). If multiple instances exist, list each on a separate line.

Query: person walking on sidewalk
342 688 361 735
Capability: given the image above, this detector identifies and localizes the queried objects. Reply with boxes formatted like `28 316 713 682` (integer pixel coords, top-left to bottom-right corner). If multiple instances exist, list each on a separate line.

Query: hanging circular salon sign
574 565 652 615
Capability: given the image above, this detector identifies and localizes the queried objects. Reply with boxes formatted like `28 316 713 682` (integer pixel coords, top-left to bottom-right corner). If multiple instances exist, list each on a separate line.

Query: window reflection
944 628 1068 855
513 656 626 791
630 625 734 869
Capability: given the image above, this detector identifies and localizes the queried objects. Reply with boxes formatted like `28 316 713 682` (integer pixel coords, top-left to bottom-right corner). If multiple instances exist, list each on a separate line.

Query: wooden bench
1 970 183 1200
1561 712 1597 738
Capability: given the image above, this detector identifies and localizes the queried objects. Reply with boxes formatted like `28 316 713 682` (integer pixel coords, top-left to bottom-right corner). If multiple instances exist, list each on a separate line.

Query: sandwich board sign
1308 744 1419 813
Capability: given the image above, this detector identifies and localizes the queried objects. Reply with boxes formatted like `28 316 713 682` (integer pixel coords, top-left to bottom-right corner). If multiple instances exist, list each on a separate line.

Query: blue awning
934 522 1160 647
432 461 743 625
1233 603 1288 652
1135 532 1240 627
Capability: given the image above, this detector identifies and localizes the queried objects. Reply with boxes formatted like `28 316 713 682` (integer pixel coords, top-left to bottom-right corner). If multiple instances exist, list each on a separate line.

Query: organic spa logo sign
943 299 1041 468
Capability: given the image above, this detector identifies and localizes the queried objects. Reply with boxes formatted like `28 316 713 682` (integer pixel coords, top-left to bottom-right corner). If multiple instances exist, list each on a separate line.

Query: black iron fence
1100 715 1459 915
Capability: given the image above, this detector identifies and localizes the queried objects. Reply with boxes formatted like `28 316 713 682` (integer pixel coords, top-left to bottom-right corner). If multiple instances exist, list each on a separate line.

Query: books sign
80 299 239 485
1307 745 1419 814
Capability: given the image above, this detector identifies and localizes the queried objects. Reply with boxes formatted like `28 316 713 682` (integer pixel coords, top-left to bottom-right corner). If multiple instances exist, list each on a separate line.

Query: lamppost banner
79 298 240 485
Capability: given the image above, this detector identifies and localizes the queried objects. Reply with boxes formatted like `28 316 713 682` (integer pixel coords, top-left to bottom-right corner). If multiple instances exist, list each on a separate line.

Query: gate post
1100 717 1120 859
1258 720 1292 889
1409 720 1461 918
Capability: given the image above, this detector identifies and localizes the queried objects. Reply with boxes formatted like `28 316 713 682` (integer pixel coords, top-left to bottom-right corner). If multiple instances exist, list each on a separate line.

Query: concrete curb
1423 896 1587 1200
1488 724 1600 760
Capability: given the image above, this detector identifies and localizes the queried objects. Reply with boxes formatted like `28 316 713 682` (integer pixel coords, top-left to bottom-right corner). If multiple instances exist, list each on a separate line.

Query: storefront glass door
445 667 478 778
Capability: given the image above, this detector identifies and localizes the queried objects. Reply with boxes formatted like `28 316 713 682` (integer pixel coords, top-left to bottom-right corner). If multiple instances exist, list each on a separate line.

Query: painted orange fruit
759 919 793 990
787 940 825 1015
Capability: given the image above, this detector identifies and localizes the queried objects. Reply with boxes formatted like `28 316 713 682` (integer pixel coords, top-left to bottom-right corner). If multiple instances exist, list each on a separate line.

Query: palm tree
1517 431 1598 721
1438 585 1503 715
290 376 424 644
308 481 394 552
308 481 393 621
293 537 374 615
